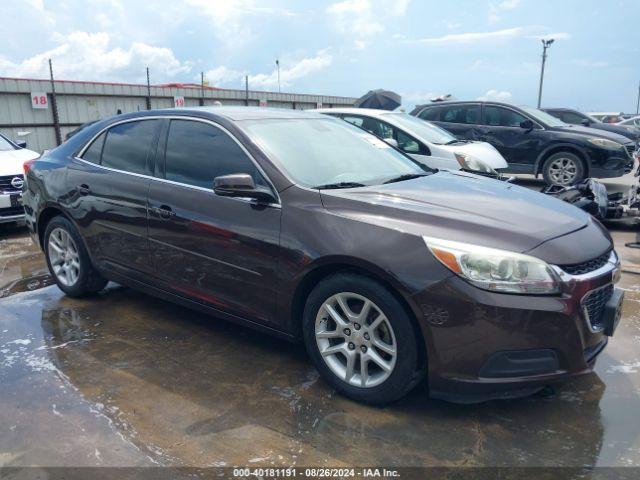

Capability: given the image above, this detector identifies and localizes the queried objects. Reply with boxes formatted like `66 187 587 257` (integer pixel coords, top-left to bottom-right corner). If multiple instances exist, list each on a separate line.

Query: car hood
555 125 634 145
0 148 39 176
441 141 508 169
320 171 605 261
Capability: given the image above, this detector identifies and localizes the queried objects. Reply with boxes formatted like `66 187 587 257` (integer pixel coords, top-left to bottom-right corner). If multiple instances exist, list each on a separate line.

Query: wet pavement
1 222 640 470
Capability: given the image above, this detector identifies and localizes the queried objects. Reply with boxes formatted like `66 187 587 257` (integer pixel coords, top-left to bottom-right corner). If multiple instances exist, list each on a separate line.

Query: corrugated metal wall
0 77 356 152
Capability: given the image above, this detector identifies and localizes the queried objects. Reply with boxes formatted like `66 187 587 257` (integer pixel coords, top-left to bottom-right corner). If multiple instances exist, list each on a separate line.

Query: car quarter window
164 119 265 190
81 132 106 164
418 107 441 121
484 106 527 127
440 105 481 124
100 120 160 175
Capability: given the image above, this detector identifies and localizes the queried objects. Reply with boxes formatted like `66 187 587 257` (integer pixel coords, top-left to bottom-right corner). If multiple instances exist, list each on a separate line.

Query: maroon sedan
22 107 623 404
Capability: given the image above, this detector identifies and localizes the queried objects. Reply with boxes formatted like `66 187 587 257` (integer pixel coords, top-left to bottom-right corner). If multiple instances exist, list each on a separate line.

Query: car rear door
479 105 543 172
68 118 161 279
417 103 483 140
147 118 282 326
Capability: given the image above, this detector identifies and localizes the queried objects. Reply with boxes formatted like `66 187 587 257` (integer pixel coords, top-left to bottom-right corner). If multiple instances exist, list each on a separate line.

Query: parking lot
1 196 640 473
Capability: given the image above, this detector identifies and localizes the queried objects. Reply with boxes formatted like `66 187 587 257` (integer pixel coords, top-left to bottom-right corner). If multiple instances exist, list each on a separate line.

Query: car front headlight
587 138 623 150
454 152 496 174
424 236 561 295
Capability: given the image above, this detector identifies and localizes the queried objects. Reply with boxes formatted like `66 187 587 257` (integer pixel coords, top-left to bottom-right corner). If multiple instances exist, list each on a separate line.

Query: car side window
342 115 365 128
440 105 480 124
81 132 106 164
101 120 160 175
562 112 585 124
164 120 266 190
418 107 440 121
484 106 527 127
396 129 423 154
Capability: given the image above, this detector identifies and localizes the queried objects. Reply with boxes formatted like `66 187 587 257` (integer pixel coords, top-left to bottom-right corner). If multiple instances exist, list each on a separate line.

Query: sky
1 0 638 112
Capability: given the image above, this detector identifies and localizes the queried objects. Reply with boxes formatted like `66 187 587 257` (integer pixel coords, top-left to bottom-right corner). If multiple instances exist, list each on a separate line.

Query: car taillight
23 157 37 175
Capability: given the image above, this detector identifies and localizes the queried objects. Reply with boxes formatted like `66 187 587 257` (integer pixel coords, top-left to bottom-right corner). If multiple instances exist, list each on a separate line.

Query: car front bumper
0 191 25 224
412 253 621 403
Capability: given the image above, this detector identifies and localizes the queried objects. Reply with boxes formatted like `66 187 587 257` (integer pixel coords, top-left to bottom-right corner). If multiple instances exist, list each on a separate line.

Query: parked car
587 112 624 123
543 108 640 142
0 133 39 226
617 116 640 129
411 101 635 186
23 107 622 405
316 108 508 172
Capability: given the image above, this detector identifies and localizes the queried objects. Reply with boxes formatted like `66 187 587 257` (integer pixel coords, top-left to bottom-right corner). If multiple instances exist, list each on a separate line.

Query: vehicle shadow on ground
31 283 640 467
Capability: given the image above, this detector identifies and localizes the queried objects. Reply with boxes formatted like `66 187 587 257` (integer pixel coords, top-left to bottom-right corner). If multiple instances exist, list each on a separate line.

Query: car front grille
626 144 636 158
0 174 23 192
0 206 24 217
560 251 611 276
582 284 614 332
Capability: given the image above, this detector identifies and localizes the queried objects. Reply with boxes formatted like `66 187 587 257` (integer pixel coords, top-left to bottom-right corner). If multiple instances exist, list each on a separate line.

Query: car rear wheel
542 152 585 186
303 273 422 405
44 216 107 297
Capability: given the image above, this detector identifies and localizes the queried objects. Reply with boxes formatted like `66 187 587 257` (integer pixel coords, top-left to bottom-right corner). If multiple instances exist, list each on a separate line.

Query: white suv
0 134 39 225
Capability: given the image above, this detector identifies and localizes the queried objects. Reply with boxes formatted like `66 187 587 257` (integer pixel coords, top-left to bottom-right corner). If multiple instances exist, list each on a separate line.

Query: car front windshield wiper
383 173 429 184
313 181 367 190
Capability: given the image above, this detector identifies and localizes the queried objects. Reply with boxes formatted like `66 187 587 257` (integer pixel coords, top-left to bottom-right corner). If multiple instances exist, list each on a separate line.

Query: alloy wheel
548 157 578 185
48 227 81 287
315 292 397 388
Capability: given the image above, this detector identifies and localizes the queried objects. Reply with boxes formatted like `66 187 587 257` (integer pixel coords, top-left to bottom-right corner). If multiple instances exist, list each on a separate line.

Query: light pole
636 80 639 115
276 59 281 93
537 38 554 108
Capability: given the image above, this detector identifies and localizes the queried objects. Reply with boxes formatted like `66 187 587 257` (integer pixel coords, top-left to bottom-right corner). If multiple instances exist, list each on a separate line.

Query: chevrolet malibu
22 107 623 405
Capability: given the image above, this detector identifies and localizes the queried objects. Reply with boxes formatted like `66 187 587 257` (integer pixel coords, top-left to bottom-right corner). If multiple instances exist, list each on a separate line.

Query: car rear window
101 120 160 175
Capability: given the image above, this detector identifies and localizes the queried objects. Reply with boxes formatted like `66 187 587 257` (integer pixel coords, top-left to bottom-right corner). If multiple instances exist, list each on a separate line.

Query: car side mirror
383 137 399 148
519 119 534 130
581 118 590 127
213 173 276 204
15 140 27 149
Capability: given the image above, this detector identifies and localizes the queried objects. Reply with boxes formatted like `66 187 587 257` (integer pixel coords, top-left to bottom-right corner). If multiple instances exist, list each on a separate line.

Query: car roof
315 107 402 117
112 106 328 123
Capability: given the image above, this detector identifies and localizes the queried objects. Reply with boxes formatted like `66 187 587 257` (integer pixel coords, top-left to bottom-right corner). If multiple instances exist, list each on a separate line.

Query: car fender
534 142 590 175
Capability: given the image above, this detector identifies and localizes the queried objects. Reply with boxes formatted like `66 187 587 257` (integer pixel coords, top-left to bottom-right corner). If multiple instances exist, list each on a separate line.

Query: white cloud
0 31 191 82
327 0 384 37
410 27 524 45
391 0 412 16
204 66 245 86
489 0 521 24
572 59 608 68
528 32 572 40
184 0 297 48
248 50 333 89
476 89 512 101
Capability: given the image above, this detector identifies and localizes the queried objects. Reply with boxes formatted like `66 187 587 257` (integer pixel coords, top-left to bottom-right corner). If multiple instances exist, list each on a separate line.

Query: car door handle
151 205 175 219
77 184 91 196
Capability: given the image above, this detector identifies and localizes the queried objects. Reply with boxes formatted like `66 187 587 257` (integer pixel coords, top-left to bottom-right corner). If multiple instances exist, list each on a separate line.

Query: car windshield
0 135 15 152
520 106 568 127
381 113 457 144
240 117 428 188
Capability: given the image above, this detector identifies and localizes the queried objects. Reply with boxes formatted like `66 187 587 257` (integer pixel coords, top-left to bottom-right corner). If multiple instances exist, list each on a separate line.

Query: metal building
0 77 356 153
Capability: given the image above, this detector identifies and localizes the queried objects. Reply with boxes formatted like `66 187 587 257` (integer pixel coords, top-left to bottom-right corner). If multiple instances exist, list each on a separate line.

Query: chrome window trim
75 115 281 207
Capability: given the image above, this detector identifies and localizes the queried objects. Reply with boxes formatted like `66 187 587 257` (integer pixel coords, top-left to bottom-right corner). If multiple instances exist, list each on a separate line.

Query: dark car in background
411 101 635 185
543 108 640 143
23 107 622 405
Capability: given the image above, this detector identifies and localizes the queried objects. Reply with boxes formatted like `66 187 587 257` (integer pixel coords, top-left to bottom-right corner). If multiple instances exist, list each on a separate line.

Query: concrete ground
1 205 640 471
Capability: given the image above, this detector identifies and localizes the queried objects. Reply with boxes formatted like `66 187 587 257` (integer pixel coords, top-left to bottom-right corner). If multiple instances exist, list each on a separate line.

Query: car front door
147 118 282 326
68 119 161 279
478 105 544 172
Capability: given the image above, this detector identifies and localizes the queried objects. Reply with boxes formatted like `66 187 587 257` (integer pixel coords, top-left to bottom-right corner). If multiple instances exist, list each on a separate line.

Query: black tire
542 151 585 186
43 216 107 297
302 273 423 405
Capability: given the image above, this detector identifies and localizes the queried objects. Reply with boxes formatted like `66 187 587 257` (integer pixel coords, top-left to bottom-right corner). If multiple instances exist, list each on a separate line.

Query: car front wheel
542 152 585 186
303 273 423 405
44 216 108 297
